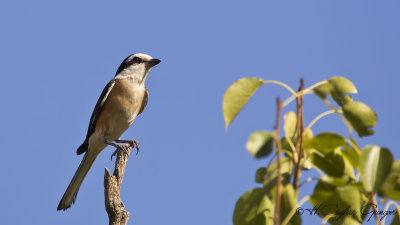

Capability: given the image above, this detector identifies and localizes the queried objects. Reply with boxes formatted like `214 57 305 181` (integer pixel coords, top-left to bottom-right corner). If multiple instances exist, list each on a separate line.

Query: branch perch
274 97 283 225
104 145 133 225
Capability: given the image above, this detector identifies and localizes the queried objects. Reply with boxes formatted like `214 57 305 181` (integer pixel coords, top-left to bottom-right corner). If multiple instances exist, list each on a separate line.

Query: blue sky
1 0 399 224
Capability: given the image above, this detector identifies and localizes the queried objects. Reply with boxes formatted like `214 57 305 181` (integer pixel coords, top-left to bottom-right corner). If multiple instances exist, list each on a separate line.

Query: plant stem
293 79 305 194
263 80 297 96
321 98 353 136
381 200 400 225
370 192 381 225
282 80 328 107
274 97 283 225
281 196 310 225
305 109 335 130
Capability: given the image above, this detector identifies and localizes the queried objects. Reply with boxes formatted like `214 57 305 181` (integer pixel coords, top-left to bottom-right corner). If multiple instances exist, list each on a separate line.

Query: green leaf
255 167 266 184
390 207 400 225
359 145 393 192
388 186 400 201
320 176 351 187
300 157 313 170
310 151 345 177
310 151 354 178
349 136 361 151
342 101 377 137
233 188 274 225
264 157 293 185
328 77 357 106
303 132 345 153
384 161 400 200
223 77 264 129
284 111 297 139
303 128 314 141
341 143 360 169
359 192 372 222
246 131 274 158
336 186 361 221
281 128 313 154
341 217 362 225
310 180 362 223
341 95 353 105
264 157 293 200
280 137 294 152
314 83 332 99
310 180 337 202
280 184 301 225
328 76 358 97
379 160 400 198
388 188 400 201
314 77 357 105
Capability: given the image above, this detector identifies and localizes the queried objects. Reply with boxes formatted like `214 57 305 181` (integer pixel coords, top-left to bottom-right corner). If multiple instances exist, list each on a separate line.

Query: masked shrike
57 53 161 211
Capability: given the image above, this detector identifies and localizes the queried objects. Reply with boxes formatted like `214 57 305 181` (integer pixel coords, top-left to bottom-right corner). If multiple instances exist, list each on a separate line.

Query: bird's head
115 53 161 83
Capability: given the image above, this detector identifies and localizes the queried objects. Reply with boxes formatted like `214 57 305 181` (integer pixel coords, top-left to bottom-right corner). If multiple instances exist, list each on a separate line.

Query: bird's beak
148 58 161 67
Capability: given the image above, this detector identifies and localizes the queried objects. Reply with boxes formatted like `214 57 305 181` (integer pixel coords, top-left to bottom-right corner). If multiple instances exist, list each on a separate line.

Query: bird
57 53 161 211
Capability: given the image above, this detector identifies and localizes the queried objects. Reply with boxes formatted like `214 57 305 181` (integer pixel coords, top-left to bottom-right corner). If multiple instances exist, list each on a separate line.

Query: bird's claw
123 140 140 155
110 140 140 160
132 140 140 155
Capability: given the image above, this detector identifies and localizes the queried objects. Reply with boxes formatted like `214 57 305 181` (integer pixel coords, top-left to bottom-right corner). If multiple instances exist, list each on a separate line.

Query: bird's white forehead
130 53 153 61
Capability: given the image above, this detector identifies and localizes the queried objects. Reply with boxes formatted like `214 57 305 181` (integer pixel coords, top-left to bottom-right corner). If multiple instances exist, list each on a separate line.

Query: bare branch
104 146 133 225
274 97 283 225
293 79 305 193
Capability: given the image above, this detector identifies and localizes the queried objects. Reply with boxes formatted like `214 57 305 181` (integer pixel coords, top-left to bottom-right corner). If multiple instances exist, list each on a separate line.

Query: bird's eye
132 57 142 63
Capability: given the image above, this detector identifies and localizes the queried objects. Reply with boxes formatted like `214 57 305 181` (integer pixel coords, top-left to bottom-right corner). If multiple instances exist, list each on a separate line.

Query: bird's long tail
57 151 98 211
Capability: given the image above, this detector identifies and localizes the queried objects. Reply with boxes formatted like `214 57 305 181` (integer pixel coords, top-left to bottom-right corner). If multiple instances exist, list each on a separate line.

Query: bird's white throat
115 65 150 84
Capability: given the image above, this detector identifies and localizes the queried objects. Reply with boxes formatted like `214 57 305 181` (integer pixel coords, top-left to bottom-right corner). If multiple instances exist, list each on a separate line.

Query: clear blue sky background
1 1 399 224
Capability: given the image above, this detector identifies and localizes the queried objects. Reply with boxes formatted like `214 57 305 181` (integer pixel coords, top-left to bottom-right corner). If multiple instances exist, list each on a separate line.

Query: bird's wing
138 87 148 115
77 79 116 155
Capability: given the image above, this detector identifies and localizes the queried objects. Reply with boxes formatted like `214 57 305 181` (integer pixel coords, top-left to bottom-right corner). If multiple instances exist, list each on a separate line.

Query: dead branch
274 97 283 225
293 79 305 193
104 146 133 225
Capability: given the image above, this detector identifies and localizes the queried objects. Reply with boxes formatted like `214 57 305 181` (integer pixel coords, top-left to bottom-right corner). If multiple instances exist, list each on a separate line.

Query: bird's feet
115 139 140 154
110 139 140 160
